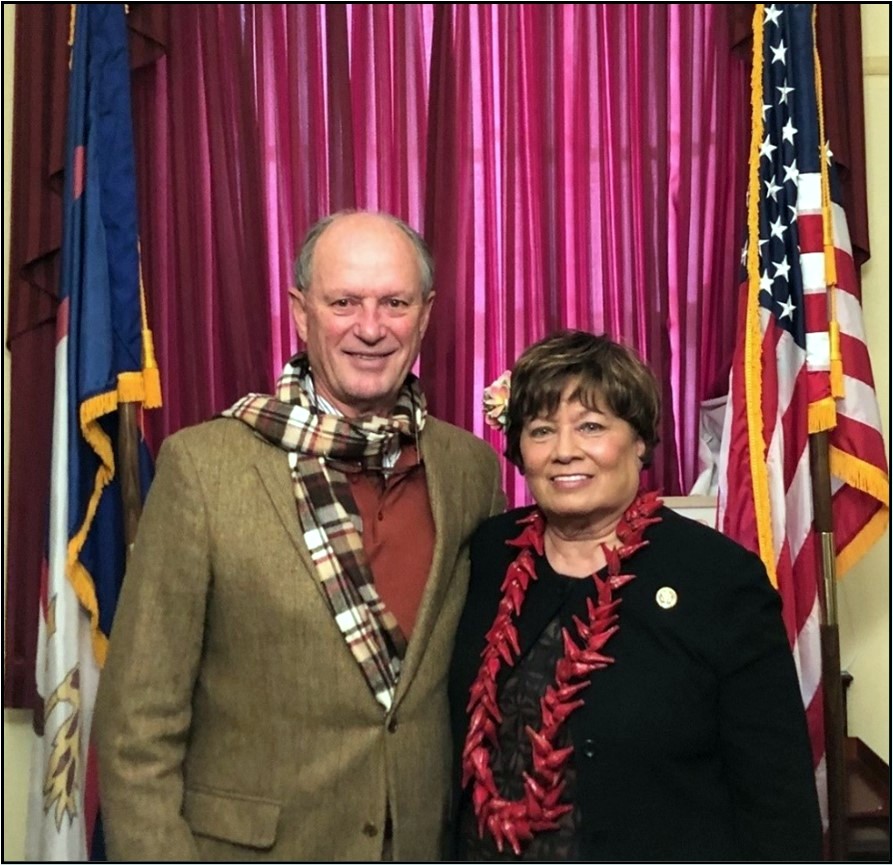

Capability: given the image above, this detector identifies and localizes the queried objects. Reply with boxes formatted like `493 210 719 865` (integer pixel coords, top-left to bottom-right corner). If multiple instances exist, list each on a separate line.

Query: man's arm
484 449 507 518
93 434 211 861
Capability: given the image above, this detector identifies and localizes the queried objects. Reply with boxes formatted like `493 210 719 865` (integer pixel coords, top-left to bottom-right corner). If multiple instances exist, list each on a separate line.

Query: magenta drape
246 4 433 372
130 6 274 449
6 3 868 707
425 4 748 502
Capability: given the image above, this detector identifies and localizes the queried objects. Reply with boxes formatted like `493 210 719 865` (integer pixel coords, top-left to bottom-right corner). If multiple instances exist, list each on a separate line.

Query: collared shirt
305 375 401 470
305 374 433 637
348 445 434 639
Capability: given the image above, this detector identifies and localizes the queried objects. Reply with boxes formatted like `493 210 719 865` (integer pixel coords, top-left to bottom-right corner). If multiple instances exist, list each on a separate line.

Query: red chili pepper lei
461 492 663 855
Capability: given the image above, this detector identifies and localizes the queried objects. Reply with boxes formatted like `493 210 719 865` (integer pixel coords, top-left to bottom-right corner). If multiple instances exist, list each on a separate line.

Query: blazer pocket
183 786 281 850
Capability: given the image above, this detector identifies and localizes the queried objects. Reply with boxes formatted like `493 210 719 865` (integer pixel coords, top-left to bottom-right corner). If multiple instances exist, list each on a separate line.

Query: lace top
458 560 595 861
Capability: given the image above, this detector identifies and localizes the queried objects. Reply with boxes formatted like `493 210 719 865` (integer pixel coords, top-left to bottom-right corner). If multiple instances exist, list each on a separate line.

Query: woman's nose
552 424 578 461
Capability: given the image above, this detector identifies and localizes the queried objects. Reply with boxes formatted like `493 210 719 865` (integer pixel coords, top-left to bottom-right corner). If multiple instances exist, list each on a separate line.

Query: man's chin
340 382 399 417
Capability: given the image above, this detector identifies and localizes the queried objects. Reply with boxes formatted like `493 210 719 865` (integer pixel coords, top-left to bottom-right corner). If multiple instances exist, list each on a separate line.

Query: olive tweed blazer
94 416 503 862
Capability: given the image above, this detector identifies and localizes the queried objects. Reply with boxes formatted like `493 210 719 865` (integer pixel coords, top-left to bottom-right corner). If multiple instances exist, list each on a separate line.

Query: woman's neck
543 515 622 578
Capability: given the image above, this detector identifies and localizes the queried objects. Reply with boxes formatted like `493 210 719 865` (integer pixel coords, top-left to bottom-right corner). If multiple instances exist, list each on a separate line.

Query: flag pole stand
809 430 849 861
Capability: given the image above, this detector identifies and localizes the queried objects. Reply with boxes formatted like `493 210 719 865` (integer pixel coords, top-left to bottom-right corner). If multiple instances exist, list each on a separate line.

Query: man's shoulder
424 416 499 459
159 416 269 463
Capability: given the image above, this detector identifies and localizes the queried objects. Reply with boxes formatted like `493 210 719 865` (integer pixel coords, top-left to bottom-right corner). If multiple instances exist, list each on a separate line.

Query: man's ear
419 291 435 337
290 288 309 341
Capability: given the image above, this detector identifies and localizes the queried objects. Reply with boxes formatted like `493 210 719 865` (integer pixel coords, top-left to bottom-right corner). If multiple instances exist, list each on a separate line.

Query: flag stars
824 142 834 164
773 258 792 282
760 271 774 295
770 215 788 240
770 40 788 65
764 176 782 201
783 160 800 185
777 296 796 319
781 118 798 144
776 81 794 104
760 135 778 161
764 4 783 26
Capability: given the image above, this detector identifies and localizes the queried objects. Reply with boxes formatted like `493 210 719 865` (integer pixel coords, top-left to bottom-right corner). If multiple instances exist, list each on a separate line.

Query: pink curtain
130 6 275 449
133 4 746 496
247 4 433 372
425 4 748 502
7 3 867 709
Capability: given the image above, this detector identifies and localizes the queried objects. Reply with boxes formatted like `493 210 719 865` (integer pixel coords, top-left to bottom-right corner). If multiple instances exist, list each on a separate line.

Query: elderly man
94 211 504 861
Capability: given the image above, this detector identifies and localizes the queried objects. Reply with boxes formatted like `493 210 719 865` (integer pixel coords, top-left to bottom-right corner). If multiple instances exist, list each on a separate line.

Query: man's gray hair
293 210 435 299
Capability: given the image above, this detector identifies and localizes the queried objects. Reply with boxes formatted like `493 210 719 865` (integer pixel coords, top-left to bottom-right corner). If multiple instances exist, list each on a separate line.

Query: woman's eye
580 421 604 434
528 426 552 438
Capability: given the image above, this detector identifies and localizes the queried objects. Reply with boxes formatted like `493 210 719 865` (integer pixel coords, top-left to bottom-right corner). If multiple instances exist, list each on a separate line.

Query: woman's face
520 383 645 529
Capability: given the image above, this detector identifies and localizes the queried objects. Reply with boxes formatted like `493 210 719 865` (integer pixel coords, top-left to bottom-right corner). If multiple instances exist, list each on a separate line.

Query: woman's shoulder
469 506 538 572
642 505 769 584
472 505 537 545
651 504 743 547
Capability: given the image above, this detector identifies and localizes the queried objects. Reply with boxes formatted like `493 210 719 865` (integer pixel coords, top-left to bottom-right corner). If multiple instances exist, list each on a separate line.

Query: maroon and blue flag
25 5 161 860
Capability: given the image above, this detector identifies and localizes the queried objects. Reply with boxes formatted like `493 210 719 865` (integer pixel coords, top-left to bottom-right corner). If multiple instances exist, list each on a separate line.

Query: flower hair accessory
482 371 511 431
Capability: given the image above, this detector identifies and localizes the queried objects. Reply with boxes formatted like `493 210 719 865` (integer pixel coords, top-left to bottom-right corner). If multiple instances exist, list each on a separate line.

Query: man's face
292 214 434 418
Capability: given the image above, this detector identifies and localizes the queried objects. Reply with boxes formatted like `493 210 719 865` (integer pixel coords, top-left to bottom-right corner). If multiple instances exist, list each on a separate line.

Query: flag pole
119 245 162 556
808 430 848 860
117 403 143 554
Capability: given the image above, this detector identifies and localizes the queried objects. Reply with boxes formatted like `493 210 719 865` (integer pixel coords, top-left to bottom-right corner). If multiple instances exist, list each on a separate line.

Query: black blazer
449 505 823 862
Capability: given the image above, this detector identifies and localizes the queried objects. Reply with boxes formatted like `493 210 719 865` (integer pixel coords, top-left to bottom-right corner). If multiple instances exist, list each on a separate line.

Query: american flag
717 2 889 823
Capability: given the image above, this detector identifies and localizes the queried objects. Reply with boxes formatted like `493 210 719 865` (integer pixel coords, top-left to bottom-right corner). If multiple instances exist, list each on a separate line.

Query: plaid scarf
222 354 426 711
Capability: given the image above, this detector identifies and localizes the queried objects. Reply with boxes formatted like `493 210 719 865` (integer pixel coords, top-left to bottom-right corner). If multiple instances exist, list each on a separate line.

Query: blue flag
26 5 161 860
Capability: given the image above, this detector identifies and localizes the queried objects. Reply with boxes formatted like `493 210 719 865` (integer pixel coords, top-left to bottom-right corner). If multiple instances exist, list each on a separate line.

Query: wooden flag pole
117 402 143 555
809 430 849 861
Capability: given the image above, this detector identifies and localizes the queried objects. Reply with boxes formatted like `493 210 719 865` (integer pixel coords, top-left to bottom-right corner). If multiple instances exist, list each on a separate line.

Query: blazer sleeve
485 453 507 518
714 548 823 861
93 434 209 861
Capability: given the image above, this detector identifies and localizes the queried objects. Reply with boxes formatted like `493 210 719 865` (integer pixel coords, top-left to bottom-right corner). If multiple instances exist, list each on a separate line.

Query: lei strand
461 491 663 855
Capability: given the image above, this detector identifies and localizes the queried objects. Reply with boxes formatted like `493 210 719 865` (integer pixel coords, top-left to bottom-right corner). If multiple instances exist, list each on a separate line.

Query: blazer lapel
253 451 332 610
513 562 570 656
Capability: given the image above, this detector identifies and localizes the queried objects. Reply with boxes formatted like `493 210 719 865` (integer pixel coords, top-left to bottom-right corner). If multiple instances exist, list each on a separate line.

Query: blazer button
387 716 398 733
363 822 379 837
582 738 596 758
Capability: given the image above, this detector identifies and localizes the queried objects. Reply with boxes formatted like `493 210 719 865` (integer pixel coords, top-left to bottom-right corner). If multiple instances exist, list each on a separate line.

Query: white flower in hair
482 371 512 431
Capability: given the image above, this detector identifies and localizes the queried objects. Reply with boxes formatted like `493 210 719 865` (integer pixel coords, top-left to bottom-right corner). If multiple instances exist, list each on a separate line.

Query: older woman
449 330 822 861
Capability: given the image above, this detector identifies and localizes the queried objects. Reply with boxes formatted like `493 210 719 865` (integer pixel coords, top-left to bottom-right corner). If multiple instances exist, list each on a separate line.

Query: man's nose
354 302 385 342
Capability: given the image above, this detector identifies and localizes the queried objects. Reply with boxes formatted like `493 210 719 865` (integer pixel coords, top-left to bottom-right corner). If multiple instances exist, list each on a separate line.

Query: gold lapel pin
655 586 678 609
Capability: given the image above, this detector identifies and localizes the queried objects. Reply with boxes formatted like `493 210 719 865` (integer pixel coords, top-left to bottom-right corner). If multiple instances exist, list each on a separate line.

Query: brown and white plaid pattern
222 354 426 711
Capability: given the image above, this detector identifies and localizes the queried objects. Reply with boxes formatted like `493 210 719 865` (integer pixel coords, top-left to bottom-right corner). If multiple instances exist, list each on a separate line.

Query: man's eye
332 299 352 308
386 298 408 309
